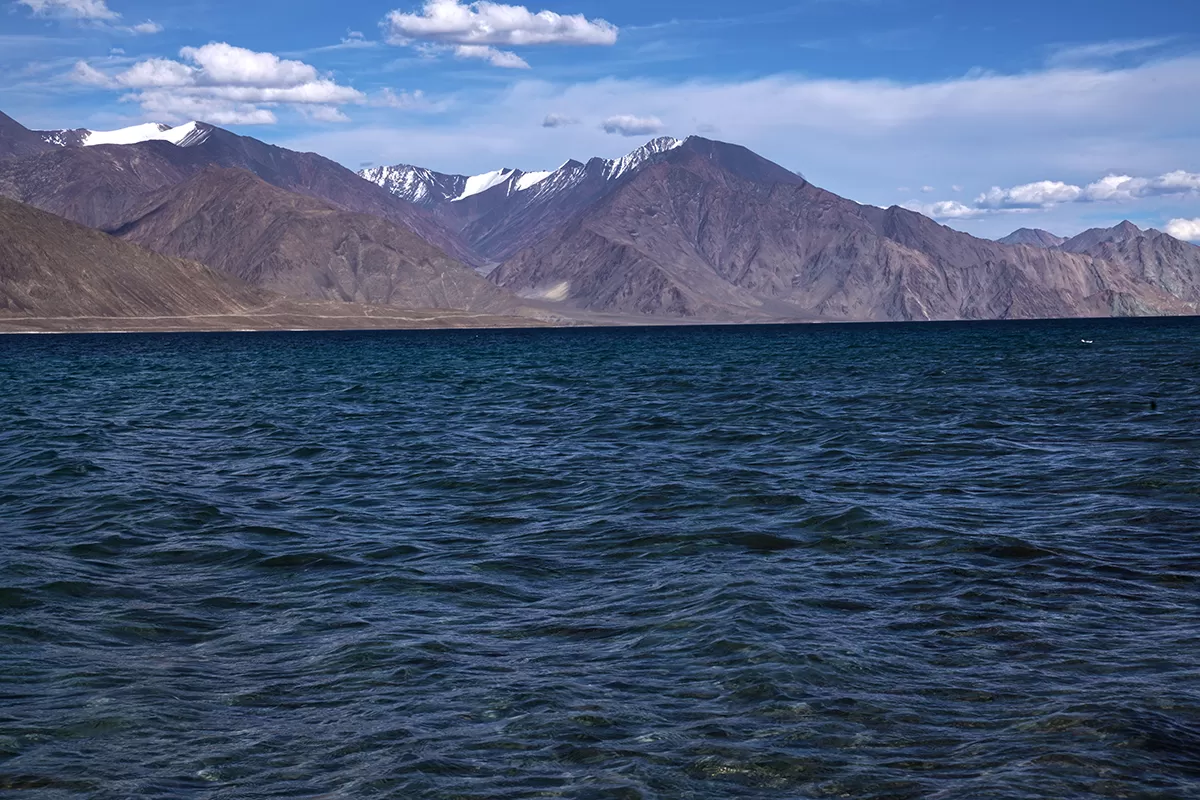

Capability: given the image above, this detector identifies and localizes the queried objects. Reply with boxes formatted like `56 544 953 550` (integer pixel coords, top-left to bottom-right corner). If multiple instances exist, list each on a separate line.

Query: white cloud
75 42 365 124
385 0 617 47
117 58 194 88
1165 218 1200 242
542 112 578 127
920 185 934 193
601 114 663 136
131 92 277 125
129 20 162 34
1084 171 1200 201
976 180 1084 209
18 0 118 20
925 169 1200 218
174 43 321 88
903 200 987 220
453 44 529 68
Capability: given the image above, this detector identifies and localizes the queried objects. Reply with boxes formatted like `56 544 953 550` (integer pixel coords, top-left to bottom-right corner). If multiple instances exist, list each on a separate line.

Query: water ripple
1 318 1198 798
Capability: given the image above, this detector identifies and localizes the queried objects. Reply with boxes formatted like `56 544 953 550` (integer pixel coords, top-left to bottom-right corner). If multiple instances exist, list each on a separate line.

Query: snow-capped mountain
361 137 681 209
357 137 685 263
602 136 683 181
358 164 466 208
41 122 212 149
359 164 558 209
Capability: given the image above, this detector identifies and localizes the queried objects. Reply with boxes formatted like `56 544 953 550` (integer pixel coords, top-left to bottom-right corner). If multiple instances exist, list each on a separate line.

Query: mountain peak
601 137 683 181
998 228 1066 248
1060 219 1150 254
641 136 684 153
669 136 807 187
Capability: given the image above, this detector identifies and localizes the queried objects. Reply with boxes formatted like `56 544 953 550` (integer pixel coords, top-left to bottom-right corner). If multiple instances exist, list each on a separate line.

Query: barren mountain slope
107 167 520 313
492 138 1192 321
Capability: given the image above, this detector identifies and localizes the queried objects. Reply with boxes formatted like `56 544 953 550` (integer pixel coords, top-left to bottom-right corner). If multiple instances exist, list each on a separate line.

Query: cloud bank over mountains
910 170 1200 220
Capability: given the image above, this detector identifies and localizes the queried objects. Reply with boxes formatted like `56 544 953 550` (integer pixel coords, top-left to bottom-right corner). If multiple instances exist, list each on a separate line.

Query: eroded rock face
106 167 520 313
490 139 1196 321
1061 222 1200 304
0 194 268 318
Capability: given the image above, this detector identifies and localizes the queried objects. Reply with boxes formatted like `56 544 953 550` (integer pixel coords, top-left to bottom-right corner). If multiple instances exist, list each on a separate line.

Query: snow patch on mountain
514 170 552 191
82 122 209 148
602 137 682 182
358 164 465 207
41 131 71 147
455 169 517 202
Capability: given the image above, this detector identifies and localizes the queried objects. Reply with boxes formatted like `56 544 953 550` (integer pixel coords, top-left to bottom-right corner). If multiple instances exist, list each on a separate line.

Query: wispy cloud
370 87 448 111
453 44 530 69
1048 37 1173 66
289 31 381 56
19 0 118 20
17 0 162 34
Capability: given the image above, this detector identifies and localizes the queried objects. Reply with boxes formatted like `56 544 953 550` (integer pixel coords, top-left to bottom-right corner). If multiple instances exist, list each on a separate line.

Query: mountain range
107 166 517 313
999 221 1200 304
1 109 1198 331
0 194 534 333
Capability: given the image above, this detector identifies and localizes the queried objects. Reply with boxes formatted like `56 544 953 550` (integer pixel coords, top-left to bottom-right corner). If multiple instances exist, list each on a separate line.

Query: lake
2 318 1198 798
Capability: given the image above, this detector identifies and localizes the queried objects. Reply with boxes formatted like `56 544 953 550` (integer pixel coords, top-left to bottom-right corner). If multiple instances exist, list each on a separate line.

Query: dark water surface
2 319 1199 799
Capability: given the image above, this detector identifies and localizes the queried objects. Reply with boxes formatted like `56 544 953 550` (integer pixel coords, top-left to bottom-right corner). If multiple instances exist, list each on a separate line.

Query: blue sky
3 0 1199 240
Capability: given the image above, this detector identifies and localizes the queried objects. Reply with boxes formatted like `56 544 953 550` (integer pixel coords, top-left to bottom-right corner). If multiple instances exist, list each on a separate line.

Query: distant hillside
0 118 477 266
0 194 269 319
4 108 1198 326
0 195 546 333
107 167 520 313
491 138 1194 321
1061 221 1200 303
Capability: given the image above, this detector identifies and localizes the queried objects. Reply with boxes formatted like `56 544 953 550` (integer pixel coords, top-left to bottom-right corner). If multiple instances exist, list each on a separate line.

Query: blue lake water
1 318 1199 799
